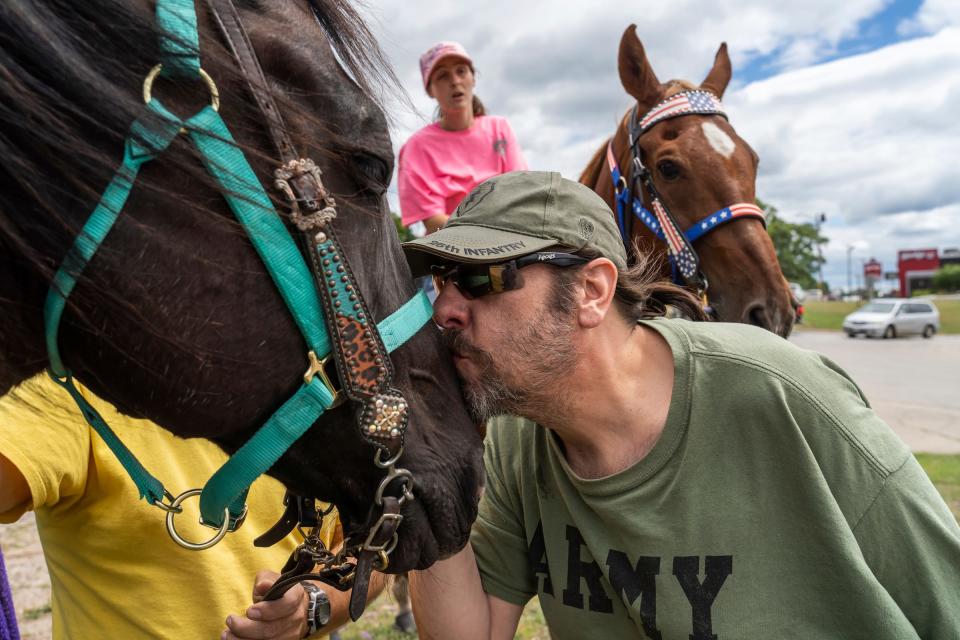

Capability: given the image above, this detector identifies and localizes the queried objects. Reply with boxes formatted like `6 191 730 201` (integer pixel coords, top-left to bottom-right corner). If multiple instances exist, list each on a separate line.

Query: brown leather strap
205 0 345 240
262 555 356 600
260 495 403 617
253 493 321 548
348 496 402 620
204 0 296 162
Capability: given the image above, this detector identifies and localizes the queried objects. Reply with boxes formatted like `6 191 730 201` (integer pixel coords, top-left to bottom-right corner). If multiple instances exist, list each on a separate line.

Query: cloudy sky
360 0 960 291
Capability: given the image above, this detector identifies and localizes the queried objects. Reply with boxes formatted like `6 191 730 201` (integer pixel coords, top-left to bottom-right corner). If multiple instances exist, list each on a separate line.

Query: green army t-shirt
471 319 960 639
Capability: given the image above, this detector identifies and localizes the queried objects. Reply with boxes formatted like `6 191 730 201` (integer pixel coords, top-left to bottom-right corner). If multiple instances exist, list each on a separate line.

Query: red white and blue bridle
606 90 765 294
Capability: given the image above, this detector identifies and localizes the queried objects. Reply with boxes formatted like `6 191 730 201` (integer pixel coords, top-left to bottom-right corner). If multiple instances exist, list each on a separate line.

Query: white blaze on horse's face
701 121 736 159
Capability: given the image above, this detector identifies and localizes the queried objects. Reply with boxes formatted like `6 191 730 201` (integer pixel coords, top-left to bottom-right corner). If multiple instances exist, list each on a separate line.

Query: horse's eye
657 160 681 181
354 153 390 191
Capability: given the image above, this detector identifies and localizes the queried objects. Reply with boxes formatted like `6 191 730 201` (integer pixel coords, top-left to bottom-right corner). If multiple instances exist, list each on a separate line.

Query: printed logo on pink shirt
493 138 507 157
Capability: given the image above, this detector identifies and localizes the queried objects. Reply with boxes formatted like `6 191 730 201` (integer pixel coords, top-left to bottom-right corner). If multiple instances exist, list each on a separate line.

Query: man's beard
442 305 578 426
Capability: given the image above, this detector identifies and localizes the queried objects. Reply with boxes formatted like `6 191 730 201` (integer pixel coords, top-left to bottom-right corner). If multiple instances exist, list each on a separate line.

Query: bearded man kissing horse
0 0 484 607
582 26 795 337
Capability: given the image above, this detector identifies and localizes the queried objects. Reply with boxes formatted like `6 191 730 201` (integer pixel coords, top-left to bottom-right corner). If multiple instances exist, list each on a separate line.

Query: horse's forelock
663 79 698 97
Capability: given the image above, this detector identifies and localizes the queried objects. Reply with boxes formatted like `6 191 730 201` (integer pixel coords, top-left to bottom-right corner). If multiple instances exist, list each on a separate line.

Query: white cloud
361 2 960 288
728 27 960 286
898 0 960 35
365 0 897 164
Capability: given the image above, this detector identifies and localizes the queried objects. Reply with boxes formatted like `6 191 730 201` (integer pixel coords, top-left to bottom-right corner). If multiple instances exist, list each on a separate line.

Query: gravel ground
0 513 52 639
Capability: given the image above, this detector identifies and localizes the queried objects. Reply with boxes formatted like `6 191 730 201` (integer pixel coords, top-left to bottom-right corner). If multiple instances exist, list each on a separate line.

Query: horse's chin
339 499 466 574
364 466 482 573
711 293 796 338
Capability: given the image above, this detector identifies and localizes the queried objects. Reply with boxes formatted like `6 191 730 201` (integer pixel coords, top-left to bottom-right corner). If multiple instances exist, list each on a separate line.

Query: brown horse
581 26 795 336
0 0 482 574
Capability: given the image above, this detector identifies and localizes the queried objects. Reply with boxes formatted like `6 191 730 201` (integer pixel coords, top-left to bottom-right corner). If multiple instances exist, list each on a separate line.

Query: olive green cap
402 171 627 277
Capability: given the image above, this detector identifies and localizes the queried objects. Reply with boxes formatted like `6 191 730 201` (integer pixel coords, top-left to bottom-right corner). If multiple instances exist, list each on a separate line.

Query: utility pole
846 244 854 295
814 213 826 294
860 259 870 300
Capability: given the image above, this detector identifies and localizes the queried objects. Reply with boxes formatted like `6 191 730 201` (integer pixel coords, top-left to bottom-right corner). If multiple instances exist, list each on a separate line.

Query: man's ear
576 258 618 329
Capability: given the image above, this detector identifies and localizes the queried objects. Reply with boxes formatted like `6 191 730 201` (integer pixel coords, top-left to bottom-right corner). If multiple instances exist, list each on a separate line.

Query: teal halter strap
43 0 433 538
197 289 431 526
157 0 201 79
44 101 182 506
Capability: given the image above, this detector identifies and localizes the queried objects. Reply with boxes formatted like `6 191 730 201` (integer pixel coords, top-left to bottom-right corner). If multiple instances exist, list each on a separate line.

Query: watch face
314 590 331 626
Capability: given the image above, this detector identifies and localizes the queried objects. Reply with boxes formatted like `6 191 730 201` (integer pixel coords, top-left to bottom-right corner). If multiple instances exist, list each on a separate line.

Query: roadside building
897 248 939 296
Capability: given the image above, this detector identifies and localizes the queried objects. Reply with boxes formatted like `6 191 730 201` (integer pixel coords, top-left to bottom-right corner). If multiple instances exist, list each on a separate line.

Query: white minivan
842 299 940 339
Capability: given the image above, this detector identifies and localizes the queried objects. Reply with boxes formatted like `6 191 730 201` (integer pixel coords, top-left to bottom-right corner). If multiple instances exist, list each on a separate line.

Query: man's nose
432 283 469 330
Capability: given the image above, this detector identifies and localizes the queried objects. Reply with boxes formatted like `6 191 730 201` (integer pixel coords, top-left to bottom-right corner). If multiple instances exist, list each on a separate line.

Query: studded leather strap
308 234 409 457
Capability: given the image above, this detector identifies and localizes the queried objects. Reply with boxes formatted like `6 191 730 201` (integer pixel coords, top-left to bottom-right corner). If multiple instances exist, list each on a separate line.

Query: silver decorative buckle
273 158 337 232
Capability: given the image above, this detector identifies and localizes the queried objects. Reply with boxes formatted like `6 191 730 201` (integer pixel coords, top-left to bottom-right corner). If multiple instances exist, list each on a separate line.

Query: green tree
393 212 414 242
932 264 960 292
758 199 827 290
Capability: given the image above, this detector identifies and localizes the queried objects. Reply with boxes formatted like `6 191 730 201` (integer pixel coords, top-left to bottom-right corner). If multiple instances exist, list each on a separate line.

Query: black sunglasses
430 252 589 299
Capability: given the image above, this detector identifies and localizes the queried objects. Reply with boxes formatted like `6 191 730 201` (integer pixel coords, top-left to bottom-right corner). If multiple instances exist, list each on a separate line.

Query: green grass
934 299 960 333
343 457 960 639
23 603 51 621
516 598 550 640
801 301 859 330
801 298 960 334
917 454 960 519
331 590 549 639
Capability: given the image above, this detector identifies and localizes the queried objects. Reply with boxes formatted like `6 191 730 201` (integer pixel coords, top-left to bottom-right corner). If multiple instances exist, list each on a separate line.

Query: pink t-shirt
398 115 528 226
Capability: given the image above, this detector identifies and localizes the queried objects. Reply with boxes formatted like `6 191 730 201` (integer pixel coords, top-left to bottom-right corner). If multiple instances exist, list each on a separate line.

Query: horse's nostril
745 304 769 329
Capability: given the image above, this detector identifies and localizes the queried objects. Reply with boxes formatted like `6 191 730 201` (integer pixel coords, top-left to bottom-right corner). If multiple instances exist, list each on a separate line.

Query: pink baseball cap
419 41 474 91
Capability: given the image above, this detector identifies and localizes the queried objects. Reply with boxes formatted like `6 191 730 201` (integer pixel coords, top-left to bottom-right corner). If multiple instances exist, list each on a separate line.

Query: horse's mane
664 79 697 95
579 136 611 185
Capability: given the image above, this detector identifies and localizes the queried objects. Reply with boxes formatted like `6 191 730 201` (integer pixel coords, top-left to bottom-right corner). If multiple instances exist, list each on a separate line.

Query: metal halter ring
372 549 390 571
375 467 414 507
151 489 183 514
165 489 231 551
614 175 628 195
374 447 403 469
142 64 221 111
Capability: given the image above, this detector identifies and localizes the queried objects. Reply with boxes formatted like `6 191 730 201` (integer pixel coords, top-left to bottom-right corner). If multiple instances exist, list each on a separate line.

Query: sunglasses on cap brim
430 252 589 299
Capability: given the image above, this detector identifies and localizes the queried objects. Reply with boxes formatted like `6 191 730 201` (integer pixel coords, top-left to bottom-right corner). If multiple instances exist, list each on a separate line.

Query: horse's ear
618 25 661 110
700 42 732 99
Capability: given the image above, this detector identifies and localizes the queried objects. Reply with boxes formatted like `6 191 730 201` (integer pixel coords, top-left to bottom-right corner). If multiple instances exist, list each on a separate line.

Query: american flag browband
638 90 727 134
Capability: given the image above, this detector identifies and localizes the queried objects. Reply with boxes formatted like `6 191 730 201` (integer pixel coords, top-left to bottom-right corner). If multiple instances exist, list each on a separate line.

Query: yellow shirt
0 374 338 639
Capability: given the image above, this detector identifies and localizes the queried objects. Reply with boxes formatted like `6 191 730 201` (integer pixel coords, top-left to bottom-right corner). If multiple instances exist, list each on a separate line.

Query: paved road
789 329 960 453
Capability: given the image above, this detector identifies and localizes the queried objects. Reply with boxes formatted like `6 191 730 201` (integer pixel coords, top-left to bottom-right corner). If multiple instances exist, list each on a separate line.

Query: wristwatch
301 582 331 637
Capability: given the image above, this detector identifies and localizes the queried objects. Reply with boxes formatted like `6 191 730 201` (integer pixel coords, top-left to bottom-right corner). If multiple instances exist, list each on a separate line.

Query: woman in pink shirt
398 41 528 233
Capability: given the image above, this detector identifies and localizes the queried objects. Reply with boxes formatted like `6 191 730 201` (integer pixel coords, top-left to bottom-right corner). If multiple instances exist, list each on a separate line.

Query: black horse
0 0 483 573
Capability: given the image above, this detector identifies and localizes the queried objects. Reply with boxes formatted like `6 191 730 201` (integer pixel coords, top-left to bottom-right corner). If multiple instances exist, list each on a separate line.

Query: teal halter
43 0 431 550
